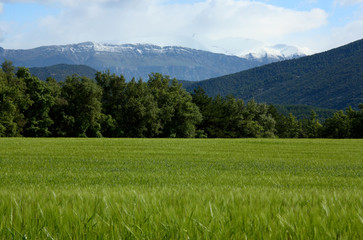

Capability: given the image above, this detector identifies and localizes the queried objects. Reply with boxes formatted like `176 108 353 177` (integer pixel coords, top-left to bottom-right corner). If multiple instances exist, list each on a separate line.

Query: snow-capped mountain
0 42 305 81
242 44 310 60
42 42 198 55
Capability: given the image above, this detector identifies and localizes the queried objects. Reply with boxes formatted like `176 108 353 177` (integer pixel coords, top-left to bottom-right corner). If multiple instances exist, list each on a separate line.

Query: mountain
0 42 304 81
29 64 97 81
241 44 309 60
184 39 363 110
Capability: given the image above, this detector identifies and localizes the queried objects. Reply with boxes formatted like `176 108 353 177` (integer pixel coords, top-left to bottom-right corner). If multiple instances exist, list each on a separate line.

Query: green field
0 138 362 239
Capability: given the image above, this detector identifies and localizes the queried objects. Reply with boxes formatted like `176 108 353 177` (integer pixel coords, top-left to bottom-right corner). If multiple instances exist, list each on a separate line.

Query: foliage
95 72 202 138
56 75 103 137
147 73 202 138
0 61 31 136
17 67 54 137
191 88 276 138
0 61 362 138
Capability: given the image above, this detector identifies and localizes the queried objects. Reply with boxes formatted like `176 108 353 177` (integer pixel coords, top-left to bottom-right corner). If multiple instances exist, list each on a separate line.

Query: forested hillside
273 105 336 121
29 64 97 81
185 39 363 109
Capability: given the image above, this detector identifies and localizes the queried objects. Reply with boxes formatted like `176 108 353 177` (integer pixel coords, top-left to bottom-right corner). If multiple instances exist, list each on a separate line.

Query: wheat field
0 138 362 239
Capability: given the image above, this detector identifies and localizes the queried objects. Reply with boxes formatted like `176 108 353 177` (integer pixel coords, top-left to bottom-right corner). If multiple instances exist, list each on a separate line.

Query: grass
0 138 362 239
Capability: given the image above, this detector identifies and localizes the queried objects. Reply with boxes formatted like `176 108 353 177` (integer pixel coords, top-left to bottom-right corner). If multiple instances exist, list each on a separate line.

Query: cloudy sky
0 0 362 54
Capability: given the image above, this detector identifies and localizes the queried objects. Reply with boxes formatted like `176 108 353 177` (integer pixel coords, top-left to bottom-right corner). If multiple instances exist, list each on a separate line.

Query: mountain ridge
0 42 305 81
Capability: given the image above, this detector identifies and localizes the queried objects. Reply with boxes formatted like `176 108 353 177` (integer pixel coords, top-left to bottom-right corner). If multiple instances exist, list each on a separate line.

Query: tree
17 67 54 137
277 113 302 138
148 73 202 138
1 60 15 82
191 87 212 137
322 110 350 138
0 63 30 136
346 105 363 138
0 70 18 136
192 90 277 138
121 78 159 137
168 79 202 138
96 71 127 137
242 99 276 138
56 75 103 137
300 110 322 138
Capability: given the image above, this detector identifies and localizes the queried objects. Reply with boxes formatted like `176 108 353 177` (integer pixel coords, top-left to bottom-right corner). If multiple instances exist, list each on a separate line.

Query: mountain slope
185 39 363 109
29 64 97 81
273 105 336 121
0 42 304 81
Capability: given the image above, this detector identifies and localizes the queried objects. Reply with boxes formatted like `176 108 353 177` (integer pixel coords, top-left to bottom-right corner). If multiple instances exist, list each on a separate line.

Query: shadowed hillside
29 64 97 81
185 39 363 109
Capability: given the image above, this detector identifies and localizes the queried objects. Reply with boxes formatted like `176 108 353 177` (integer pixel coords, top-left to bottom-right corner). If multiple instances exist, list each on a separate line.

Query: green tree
17 67 54 137
0 70 18 136
300 110 322 138
322 110 350 138
242 99 276 138
192 90 276 138
169 80 202 138
191 87 212 137
148 73 201 138
96 71 126 137
1 60 15 82
121 78 159 137
210 95 244 138
346 105 363 138
57 75 103 137
0 63 30 136
277 113 302 138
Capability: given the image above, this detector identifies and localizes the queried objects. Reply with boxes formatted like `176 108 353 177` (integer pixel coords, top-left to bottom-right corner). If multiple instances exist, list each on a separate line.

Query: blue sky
0 0 362 54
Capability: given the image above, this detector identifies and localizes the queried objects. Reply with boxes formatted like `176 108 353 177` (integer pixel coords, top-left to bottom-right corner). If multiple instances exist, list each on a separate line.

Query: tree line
1 61 362 138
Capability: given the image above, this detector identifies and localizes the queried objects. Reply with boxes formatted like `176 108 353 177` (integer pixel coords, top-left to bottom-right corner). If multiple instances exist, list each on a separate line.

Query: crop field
0 138 362 239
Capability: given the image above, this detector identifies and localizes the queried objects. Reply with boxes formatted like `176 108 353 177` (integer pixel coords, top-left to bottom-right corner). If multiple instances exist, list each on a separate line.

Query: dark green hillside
177 79 195 88
29 64 97 81
273 104 336 121
185 39 363 109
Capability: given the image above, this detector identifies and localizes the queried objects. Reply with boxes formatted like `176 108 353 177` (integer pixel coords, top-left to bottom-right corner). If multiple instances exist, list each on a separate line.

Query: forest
1 61 362 138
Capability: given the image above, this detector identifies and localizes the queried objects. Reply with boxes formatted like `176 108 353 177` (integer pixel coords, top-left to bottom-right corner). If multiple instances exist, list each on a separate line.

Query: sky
0 0 362 54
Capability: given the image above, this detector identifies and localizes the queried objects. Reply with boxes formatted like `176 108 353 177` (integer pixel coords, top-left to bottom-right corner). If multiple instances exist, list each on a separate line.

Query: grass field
0 138 362 239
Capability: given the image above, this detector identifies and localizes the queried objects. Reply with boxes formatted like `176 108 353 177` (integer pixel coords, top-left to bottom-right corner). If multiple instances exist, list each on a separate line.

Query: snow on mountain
241 44 311 60
3 41 308 60
0 42 309 81
45 42 197 55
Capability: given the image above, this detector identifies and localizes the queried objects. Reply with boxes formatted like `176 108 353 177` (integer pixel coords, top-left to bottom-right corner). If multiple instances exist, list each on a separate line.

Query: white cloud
335 0 363 5
0 4 5 42
330 0 363 48
330 16 363 46
0 0 333 53
25 0 327 50
1 0 162 8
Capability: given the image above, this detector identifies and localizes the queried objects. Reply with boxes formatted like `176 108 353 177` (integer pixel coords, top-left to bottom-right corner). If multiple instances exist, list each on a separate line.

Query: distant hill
29 64 97 82
273 105 336 121
185 39 363 109
0 42 305 81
